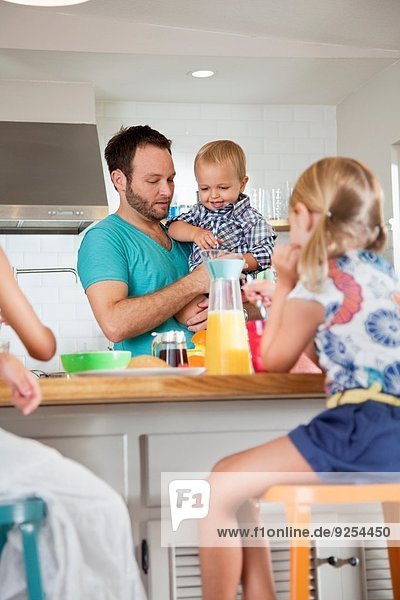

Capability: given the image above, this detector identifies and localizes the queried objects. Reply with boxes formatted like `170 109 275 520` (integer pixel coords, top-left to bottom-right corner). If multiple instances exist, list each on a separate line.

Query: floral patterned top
288 250 400 396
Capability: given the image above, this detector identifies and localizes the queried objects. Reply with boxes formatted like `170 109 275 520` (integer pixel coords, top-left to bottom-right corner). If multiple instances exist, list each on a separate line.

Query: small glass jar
152 331 188 367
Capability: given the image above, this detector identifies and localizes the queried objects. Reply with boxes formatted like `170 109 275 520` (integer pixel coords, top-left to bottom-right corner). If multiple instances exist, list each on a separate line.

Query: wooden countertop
0 373 325 407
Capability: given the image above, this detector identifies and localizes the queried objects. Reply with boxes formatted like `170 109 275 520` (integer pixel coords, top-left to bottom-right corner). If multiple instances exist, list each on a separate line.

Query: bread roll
128 355 169 369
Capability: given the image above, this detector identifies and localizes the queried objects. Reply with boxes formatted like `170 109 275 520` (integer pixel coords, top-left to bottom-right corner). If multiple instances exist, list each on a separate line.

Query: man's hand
193 227 218 249
188 262 210 291
0 354 42 415
187 296 209 332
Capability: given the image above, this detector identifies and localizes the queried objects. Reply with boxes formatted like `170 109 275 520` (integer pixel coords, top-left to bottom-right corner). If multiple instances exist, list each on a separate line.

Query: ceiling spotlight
3 0 91 5
190 70 215 79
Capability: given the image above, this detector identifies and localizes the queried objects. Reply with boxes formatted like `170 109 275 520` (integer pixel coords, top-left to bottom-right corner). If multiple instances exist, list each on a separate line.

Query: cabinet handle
318 555 360 568
141 539 149 574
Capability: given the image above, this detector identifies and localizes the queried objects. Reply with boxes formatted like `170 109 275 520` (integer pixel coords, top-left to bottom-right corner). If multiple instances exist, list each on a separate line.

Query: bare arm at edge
0 249 56 361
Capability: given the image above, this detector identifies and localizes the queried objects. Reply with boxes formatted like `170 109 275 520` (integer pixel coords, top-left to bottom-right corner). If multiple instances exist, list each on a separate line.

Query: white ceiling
0 0 399 105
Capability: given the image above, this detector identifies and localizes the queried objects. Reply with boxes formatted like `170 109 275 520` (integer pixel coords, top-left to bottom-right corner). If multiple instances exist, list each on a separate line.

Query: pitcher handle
151 332 159 357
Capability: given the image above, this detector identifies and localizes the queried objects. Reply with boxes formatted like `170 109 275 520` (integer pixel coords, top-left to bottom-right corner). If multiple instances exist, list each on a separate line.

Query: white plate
73 367 206 377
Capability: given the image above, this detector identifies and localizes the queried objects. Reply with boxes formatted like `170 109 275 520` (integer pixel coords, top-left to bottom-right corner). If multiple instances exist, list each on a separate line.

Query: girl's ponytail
290 157 386 291
297 216 329 292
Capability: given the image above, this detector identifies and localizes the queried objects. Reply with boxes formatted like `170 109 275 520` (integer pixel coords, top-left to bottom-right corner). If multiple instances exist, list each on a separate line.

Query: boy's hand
193 227 218 249
0 353 42 415
272 243 301 290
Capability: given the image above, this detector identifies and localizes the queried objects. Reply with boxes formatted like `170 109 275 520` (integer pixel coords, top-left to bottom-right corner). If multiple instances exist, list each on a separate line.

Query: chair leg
290 545 310 600
286 504 311 600
387 547 400 600
20 522 44 600
382 502 400 600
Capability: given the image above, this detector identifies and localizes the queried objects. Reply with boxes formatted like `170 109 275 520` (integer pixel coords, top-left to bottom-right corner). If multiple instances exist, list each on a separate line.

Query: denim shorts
289 400 400 473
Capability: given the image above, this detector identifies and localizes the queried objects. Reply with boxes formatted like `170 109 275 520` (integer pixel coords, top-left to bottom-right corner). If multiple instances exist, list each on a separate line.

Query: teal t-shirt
77 214 193 356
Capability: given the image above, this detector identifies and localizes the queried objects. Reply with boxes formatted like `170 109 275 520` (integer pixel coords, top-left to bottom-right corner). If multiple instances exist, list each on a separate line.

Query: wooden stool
0 497 46 600
263 483 400 600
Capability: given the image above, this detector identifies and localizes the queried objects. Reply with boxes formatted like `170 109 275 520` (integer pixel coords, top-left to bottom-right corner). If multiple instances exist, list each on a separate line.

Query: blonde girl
200 157 400 600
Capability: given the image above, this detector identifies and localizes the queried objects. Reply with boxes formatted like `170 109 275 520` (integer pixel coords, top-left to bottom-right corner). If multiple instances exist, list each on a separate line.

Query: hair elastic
326 210 332 218
373 225 381 239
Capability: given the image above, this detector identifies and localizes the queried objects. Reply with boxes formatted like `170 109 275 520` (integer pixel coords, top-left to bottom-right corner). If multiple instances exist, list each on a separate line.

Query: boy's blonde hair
292 157 387 291
194 140 246 181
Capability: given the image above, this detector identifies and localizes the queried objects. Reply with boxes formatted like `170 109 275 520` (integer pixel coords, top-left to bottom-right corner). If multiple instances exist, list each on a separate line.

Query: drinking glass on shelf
282 180 292 219
264 188 274 219
272 187 283 220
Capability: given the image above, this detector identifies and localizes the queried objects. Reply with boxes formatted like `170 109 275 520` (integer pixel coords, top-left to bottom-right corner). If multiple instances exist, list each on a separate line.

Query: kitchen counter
0 372 325 406
0 371 327 599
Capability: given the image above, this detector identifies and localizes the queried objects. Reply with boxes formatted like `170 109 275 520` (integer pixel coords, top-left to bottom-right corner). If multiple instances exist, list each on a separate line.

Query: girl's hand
193 228 218 249
242 280 274 308
0 354 42 415
272 244 301 290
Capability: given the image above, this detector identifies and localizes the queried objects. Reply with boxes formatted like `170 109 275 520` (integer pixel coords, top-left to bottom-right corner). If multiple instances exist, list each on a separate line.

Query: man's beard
125 187 170 222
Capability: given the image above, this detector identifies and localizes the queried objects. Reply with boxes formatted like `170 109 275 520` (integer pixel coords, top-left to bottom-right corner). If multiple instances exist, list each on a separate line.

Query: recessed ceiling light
3 0 91 5
190 70 215 79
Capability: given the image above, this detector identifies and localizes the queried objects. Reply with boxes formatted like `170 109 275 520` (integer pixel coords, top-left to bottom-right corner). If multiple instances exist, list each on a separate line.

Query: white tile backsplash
263 106 293 121
1 99 337 371
247 121 279 138
200 104 232 120
310 119 337 139
278 122 309 139
135 103 171 119
7 235 41 253
294 138 325 154
294 106 325 122
169 104 201 120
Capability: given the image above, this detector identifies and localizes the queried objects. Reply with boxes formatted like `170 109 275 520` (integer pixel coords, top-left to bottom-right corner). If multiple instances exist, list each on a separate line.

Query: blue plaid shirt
167 194 276 272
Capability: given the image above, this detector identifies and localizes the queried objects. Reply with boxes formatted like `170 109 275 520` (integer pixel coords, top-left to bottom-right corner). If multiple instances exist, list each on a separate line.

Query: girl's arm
168 221 218 249
261 244 324 372
0 249 56 361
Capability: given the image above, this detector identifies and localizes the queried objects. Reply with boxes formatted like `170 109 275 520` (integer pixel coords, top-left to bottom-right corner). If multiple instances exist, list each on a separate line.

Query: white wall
97 101 336 212
0 80 106 371
1 94 337 370
0 80 96 124
337 61 400 265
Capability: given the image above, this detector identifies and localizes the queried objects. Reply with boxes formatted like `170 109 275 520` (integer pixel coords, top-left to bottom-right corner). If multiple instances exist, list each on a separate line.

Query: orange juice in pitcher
206 310 252 375
200 249 253 376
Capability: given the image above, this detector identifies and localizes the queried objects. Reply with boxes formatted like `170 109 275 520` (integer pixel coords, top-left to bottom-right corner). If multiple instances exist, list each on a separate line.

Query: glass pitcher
200 249 252 375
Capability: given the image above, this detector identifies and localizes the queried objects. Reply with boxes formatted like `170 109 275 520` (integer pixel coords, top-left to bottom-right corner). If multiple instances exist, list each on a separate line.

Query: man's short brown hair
105 125 172 182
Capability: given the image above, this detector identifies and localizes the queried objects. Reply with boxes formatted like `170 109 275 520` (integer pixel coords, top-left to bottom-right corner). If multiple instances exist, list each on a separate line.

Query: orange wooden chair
263 483 400 600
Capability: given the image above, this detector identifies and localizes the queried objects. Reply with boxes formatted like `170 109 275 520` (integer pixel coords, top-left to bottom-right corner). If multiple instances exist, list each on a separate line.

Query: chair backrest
0 498 46 527
0 497 47 600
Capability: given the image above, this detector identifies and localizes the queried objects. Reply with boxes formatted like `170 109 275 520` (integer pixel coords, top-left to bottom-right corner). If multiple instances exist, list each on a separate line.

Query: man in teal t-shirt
78 125 209 357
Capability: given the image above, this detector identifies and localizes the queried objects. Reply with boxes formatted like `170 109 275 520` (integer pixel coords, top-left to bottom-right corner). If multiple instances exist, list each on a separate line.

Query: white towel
0 428 146 600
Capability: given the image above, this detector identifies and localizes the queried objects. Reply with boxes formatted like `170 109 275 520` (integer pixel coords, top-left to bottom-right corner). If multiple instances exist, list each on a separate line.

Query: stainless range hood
0 121 109 234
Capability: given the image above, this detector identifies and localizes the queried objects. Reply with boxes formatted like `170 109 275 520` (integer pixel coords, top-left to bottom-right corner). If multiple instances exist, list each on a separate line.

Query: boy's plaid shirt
166 194 276 272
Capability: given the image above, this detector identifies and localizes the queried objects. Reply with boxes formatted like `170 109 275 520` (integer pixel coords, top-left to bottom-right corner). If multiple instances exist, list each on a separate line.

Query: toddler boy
167 140 276 274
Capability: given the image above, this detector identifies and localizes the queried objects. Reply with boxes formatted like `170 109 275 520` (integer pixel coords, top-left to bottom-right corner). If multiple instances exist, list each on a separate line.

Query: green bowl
60 351 131 374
